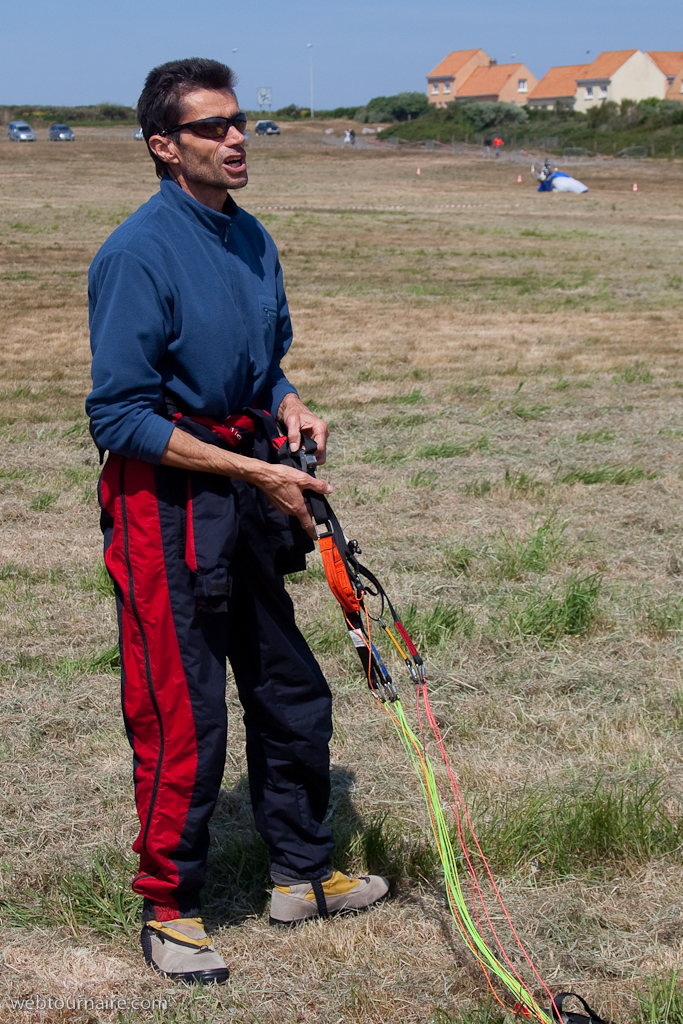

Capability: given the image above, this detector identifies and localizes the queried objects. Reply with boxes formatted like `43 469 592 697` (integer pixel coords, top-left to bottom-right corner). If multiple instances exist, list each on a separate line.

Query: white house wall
574 51 667 113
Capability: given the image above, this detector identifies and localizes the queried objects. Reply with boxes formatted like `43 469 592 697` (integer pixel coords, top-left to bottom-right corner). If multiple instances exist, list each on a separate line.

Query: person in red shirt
493 137 504 157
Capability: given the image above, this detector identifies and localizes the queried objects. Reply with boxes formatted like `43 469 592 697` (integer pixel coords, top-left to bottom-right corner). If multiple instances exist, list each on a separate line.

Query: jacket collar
159 175 240 236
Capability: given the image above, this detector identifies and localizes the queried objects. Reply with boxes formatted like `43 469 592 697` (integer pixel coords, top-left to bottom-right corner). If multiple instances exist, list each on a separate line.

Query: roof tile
528 64 586 101
577 50 638 81
457 63 526 97
428 49 485 79
647 51 683 76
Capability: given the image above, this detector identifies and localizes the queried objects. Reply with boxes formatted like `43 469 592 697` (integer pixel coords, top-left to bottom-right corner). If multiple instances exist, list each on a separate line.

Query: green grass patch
560 465 656 485
416 436 488 460
613 361 653 384
511 402 551 420
0 847 139 935
576 428 616 443
637 972 683 1024
410 469 439 489
362 447 407 464
490 516 567 579
503 469 544 494
29 490 58 511
506 572 602 643
388 389 423 405
441 542 475 576
401 600 475 647
475 776 683 876
644 594 683 635
90 644 120 673
462 478 492 497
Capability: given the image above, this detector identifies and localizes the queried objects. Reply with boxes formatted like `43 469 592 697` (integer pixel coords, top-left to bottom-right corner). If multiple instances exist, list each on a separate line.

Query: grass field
1 125 683 1023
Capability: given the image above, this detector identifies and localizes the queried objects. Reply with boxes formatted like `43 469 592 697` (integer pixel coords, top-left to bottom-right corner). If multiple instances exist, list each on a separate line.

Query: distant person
493 137 504 157
343 129 351 145
484 136 493 157
86 57 389 986
349 128 356 146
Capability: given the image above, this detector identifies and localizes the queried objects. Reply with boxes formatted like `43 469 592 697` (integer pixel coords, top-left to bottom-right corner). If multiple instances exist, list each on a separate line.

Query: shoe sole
269 889 390 928
147 961 230 986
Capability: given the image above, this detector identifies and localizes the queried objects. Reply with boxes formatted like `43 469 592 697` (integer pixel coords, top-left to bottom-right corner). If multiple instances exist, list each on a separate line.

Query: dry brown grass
1 127 683 1022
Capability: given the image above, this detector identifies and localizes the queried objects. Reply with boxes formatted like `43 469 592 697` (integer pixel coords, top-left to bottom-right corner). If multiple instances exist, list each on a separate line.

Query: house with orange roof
456 62 538 105
527 64 587 110
647 52 683 101
574 50 667 112
426 49 491 107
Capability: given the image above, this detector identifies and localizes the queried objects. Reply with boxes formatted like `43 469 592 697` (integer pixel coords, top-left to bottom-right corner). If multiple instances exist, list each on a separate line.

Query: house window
518 79 528 92
586 86 593 98
444 82 451 93
431 83 439 94
599 85 607 98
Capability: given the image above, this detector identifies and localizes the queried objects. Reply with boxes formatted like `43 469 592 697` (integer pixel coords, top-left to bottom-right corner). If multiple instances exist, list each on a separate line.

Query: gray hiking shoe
140 917 229 985
270 870 389 925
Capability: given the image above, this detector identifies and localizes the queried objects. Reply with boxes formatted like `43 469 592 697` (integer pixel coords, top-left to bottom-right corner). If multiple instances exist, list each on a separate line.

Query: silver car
48 123 74 141
8 120 35 142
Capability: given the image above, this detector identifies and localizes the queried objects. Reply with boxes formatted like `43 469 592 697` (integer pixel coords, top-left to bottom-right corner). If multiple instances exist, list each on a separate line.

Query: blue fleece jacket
86 177 297 463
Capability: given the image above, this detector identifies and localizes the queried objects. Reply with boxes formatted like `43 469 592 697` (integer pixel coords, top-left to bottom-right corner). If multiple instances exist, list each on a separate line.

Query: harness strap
548 993 612 1024
319 534 360 614
310 878 329 918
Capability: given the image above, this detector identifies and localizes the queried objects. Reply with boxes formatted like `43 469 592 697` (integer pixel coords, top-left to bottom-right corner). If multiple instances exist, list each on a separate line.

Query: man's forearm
159 425 333 539
160 426 263 482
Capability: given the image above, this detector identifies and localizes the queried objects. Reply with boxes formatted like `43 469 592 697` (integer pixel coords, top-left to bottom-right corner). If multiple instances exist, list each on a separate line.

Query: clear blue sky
2 0 681 109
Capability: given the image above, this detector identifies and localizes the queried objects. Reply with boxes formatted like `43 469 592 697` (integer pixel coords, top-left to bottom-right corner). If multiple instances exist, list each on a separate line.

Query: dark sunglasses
159 114 247 140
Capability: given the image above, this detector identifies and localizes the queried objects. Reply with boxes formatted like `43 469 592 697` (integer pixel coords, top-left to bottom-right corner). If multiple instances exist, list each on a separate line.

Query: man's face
166 87 248 194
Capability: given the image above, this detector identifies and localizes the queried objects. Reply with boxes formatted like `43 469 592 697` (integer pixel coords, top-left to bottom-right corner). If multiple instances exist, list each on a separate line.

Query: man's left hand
277 393 329 466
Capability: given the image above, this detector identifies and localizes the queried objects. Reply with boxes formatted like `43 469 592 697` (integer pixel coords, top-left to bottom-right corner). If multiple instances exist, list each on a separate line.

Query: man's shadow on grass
203 765 364 928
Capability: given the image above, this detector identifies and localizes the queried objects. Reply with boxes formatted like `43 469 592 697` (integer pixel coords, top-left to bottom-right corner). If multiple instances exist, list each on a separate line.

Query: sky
1 0 681 110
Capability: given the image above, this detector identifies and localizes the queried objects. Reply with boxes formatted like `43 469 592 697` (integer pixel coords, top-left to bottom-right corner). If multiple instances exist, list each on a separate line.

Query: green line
388 699 553 1024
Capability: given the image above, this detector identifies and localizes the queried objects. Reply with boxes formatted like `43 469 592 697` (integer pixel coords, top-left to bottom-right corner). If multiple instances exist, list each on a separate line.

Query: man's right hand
248 461 333 539
160 426 333 540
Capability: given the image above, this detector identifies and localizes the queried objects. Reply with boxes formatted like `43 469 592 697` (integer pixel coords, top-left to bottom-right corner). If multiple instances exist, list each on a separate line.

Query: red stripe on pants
101 454 198 911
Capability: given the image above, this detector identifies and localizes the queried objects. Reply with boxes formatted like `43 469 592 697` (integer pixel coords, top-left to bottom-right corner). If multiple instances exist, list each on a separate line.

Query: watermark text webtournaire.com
6 995 170 1011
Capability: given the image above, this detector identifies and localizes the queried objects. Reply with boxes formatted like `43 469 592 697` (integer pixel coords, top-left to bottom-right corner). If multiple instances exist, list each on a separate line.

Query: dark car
48 123 74 141
255 120 280 135
8 120 35 142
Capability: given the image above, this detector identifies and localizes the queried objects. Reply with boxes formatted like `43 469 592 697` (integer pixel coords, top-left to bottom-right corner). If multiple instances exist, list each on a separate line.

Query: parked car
133 126 144 140
254 120 280 136
48 123 74 141
8 121 35 142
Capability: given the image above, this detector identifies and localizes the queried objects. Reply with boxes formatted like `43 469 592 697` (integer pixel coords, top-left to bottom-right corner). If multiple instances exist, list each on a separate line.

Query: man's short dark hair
137 58 237 178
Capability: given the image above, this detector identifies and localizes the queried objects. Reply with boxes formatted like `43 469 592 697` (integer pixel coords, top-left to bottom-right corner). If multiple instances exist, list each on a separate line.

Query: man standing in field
87 57 388 985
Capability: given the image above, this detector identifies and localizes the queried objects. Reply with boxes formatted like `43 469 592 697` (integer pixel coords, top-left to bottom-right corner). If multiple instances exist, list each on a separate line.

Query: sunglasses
159 114 247 140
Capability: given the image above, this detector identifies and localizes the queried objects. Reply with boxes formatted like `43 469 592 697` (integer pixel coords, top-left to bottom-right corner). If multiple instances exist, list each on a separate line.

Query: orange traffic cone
517 174 522 183
633 182 638 192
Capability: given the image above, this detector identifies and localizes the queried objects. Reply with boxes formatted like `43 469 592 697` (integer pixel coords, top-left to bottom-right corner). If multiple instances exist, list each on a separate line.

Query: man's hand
160 425 332 540
250 461 332 540
277 393 329 466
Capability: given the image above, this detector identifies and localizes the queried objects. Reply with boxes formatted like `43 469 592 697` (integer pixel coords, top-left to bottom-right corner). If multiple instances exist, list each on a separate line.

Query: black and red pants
99 451 334 922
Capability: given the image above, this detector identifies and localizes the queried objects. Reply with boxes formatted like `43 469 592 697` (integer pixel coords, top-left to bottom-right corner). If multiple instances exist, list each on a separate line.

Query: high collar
159 175 240 237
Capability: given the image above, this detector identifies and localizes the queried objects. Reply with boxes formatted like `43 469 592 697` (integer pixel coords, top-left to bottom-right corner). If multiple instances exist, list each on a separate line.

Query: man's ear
148 134 181 167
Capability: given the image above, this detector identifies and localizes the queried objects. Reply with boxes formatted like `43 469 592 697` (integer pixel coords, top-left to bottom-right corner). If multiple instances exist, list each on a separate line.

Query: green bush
356 91 429 124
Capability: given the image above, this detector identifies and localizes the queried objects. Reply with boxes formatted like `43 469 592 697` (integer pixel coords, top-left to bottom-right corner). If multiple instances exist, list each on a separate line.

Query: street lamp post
307 43 314 119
